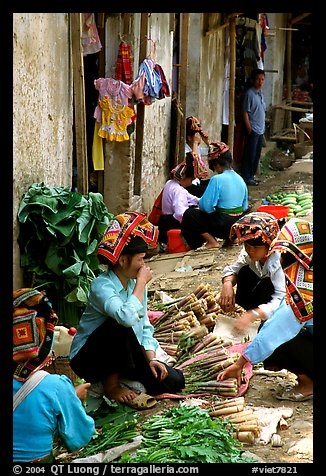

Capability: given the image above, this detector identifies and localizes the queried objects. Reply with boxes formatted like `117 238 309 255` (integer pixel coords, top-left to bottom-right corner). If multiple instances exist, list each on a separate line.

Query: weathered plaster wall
140 14 173 213
263 13 287 115
199 19 225 143
102 13 172 215
13 13 73 288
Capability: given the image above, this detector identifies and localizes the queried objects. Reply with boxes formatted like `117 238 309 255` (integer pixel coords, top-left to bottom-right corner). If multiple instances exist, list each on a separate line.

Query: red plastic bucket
256 205 289 219
167 229 189 254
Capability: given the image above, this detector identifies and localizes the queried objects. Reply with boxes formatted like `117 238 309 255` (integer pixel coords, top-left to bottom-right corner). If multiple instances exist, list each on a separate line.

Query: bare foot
105 385 137 403
200 233 221 249
205 242 222 249
103 373 137 403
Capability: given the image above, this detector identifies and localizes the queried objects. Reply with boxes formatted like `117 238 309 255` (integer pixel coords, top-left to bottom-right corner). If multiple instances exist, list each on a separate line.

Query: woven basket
44 354 79 383
293 140 313 159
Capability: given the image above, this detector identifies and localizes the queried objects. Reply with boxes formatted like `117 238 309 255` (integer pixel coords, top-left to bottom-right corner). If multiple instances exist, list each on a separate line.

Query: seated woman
13 289 94 463
70 211 185 406
158 151 209 247
218 218 313 401
219 211 286 333
181 142 249 249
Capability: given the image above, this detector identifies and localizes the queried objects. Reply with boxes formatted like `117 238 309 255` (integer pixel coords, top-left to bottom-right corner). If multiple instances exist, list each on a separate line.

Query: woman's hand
233 311 255 333
217 362 244 387
75 382 91 402
137 264 153 284
219 283 235 312
149 360 168 381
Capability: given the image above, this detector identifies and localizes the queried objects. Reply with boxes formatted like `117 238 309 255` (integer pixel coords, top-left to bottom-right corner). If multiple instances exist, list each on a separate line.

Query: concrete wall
13 13 73 289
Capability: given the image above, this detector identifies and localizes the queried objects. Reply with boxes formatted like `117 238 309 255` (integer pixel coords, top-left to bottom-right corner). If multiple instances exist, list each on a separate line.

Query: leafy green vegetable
116 404 257 463
17 183 113 326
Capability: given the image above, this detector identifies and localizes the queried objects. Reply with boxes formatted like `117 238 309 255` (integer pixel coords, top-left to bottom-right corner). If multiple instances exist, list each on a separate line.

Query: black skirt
70 317 185 396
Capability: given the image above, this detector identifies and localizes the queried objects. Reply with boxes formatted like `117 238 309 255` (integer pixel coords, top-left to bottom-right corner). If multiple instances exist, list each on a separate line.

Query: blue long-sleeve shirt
70 270 159 360
198 169 248 213
243 298 313 364
13 374 95 462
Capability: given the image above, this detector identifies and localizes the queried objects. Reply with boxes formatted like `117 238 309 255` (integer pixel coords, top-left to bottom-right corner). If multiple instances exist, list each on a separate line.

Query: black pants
181 207 243 249
236 267 313 379
70 318 185 396
235 265 274 311
158 214 181 244
264 328 313 379
185 179 210 198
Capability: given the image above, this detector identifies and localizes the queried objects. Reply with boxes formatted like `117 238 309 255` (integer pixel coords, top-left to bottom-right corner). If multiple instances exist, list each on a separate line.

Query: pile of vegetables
264 190 313 217
17 182 113 326
207 396 261 443
116 404 257 463
176 349 240 397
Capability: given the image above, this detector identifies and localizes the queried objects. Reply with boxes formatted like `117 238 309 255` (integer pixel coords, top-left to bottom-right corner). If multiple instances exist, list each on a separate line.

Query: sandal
127 392 157 410
275 388 313 402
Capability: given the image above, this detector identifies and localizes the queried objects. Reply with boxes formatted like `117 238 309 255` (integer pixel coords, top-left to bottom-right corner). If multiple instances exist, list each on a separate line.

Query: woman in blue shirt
13 289 95 463
181 141 249 249
70 211 185 406
218 218 313 402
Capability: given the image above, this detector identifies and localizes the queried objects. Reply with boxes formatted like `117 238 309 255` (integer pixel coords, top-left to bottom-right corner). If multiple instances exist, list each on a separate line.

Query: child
69 211 185 408
13 288 95 463
219 211 286 332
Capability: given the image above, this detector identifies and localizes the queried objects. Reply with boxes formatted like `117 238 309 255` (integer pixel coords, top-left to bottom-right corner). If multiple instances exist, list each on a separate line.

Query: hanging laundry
115 41 133 85
81 13 102 56
92 78 136 170
154 63 171 99
259 13 269 62
133 58 162 104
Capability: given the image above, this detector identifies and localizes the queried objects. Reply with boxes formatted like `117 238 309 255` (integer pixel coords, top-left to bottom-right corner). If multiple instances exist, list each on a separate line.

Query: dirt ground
143 150 314 464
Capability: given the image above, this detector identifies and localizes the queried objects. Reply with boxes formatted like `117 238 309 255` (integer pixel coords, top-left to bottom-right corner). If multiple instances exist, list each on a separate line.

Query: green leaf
62 261 83 277
87 239 98 255
45 243 63 275
88 192 112 220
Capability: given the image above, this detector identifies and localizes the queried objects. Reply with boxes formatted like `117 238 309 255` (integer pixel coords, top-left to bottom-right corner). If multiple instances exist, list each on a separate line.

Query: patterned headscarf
269 218 313 323
207 141 230 161
170 152 209 181
96 211 158 265
13 288 59 382
230 211 280 246
186 116 202 133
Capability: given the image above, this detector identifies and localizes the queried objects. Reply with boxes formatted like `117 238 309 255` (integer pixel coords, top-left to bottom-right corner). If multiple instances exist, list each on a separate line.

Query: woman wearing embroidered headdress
218 218 313 402
181 141 249 250
219 211 286 333
158 151 209 247
69 211 185 408
13 289 95 463
184 116 210 197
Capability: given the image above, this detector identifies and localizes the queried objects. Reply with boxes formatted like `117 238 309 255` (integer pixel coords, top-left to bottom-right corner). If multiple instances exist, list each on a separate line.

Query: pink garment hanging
81 13 102 56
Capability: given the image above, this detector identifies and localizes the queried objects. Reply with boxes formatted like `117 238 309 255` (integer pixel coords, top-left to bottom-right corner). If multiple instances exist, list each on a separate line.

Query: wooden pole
178 13 189 162
70 13 88 194
134 13 148 195
228 15 236 153
286 14 292 128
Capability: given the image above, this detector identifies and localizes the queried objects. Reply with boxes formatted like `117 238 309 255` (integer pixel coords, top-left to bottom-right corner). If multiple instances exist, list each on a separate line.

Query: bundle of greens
116 404 257 463
17 182 113 326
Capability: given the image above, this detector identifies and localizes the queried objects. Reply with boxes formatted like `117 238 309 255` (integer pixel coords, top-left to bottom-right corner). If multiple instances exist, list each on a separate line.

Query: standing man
241 69 266 186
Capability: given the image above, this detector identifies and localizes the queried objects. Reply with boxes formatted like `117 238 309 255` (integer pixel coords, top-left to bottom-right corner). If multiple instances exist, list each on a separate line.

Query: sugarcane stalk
193 284 212 299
